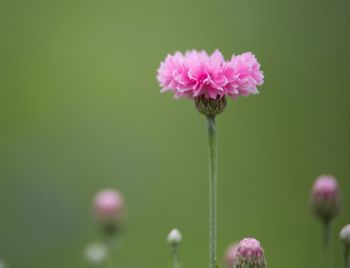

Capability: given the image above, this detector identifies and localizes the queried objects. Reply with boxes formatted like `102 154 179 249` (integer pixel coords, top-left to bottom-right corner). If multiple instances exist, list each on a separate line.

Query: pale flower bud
340 224 350 247
84 243 108 266
167 229 182 246
0 260 7 268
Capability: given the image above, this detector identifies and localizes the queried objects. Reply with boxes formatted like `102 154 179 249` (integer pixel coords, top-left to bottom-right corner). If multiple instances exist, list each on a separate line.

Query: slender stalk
322 221 332 268
104 235 120 268
206 115 217 268
171 246 180 268
344 246 349 268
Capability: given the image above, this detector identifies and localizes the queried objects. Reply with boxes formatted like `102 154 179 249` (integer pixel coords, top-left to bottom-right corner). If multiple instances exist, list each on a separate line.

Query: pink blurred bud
311 175 340 222
224 243 239 268
233 238 266 268
94 189 124 234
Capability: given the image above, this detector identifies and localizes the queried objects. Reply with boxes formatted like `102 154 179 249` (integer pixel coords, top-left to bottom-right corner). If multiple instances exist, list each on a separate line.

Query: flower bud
310 175 340 222
0 260 7 268
94 189 124 235
340 224 350 247
233 238 266 268
167 228 182 246
224 243 239 268
84 243 108 266
195 96 226 116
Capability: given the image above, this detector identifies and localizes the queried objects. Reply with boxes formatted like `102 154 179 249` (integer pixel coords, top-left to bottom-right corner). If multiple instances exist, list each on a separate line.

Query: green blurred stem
323 221 332 268
206 115 217 268
104 234 119 268
344 246 349 268
171 246 180 268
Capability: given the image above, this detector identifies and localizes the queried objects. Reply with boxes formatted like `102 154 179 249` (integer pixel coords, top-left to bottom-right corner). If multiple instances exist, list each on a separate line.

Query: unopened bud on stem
340 224 350 247
94 189 124 236
340 225 350 268
233 238 266 268
167 228 182 247
167 229 182 268
310 175 340 223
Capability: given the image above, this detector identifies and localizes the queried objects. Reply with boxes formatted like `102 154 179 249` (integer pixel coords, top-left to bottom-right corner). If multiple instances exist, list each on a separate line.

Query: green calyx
233 256 266 268
194 96 226 116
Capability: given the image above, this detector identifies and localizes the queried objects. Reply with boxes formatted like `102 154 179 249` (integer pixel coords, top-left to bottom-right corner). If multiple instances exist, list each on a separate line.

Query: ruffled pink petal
157 49 264 100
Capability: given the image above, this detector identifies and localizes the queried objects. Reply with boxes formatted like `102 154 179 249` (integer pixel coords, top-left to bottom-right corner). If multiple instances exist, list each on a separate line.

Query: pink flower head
94 189 124 232
157 49 263 100
311 175 340 221
224 243 239 268
233 238 266 268
230 52 264 97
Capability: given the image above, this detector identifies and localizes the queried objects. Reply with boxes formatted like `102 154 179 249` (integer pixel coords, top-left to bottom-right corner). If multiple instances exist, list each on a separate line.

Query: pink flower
233 238 266 268
157 49 263 100
224 243 239 268
230 52 264 97
94 189 124 233
311 175 340 221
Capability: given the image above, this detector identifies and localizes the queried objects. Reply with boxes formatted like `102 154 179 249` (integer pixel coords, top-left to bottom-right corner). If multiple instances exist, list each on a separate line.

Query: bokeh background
1 0 349 267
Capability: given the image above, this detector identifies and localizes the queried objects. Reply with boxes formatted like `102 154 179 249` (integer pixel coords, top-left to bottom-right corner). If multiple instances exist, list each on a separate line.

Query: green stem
344 246 349 268
323 221 332 268
171 246 180 268
206 115 217 268
104 235 120 268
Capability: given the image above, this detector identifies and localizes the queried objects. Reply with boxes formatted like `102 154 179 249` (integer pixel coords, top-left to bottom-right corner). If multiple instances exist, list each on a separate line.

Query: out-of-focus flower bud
224 243 239 268
84 243 108 266
311 175 340 222
94 189 124 235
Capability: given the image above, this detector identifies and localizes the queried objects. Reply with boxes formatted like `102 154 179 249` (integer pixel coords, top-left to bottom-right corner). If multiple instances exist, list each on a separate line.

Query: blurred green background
0 0 349 267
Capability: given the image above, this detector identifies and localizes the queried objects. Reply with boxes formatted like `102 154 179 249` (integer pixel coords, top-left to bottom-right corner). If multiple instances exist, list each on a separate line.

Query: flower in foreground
157 49 264 268
310 175 340 223
157 49 264 116
224 243 239 268
94 189 124 235
233 238 266 268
